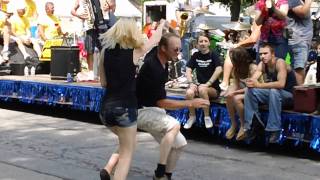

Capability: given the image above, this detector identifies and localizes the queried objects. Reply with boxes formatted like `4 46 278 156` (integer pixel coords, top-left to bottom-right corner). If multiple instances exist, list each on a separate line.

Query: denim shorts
289 42 309 69
100 106 137 128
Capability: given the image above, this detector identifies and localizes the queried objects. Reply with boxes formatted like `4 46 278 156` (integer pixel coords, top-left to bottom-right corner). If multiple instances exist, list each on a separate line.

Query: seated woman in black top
98 17 167 180
184 32 223 129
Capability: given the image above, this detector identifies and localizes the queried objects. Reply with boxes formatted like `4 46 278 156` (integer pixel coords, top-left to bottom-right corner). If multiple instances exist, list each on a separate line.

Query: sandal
225 127 237 139
236 127 245 141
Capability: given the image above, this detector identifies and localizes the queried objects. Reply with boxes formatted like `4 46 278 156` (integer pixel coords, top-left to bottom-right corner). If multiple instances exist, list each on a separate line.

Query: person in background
10 2 41 60
71 0 116 80
101 0 117 30
38 2 66 42
136 32 210 180
0 0 11 64
255 0 289 60
145 21 158 39
24 0 37 22
98 14 167 179
243 43 296 143
224 47 257 140
174 0 210 21
24 0 38 38
219 21 261 93
304 42 318 84
174 0 211 62
287 0 313 85
143 16 152 36
184 32 222 129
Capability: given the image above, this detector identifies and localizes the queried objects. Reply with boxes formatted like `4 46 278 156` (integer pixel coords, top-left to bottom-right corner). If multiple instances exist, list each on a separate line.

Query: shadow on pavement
1 100 319 162
182 126 320 161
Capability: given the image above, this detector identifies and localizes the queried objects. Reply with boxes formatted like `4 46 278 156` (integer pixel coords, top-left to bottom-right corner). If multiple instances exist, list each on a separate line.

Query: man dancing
136 32 210 180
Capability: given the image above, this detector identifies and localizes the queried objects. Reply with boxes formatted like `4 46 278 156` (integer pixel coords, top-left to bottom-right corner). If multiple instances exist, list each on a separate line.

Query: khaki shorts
138 107 187 148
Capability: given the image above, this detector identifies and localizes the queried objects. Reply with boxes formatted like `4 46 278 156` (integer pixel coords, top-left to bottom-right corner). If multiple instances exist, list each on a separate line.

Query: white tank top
79 0 92 31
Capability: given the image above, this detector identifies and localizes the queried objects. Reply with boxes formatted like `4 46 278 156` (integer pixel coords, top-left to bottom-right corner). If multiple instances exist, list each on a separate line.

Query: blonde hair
100 17 144 50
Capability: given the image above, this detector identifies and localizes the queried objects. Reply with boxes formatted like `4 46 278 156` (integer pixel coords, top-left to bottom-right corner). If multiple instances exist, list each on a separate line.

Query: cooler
293 85 320 113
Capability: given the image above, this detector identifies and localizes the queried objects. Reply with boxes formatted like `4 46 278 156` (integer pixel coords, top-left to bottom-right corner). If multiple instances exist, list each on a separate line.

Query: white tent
31 0 141 18
114 0 142 18
14 0 142 33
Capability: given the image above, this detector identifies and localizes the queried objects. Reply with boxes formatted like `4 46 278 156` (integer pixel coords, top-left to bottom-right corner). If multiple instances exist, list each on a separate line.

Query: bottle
30 66 35 76
24 66 29 76
67 73 73 83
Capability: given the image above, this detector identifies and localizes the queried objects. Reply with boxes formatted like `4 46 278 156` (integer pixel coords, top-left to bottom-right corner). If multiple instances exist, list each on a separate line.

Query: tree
138 0 255 22
211 0 255 21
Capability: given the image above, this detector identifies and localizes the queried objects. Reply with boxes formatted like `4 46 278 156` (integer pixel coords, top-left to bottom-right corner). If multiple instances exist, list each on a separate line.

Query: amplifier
50 46 80 80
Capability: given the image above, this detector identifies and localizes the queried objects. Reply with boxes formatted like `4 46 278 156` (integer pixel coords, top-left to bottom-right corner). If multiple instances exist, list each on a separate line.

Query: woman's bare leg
110 125 137 180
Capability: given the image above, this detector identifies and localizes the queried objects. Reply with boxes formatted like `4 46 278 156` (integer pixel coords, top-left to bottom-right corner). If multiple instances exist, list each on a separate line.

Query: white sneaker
24 66 29 76
0 55 4 65
204 116 213 128
1 50 10 61
30 66 36 76
184 116 196 129
88 71 94 81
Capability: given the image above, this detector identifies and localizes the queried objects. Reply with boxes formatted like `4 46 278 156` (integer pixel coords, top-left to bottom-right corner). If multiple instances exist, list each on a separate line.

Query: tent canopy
32 0 141 18
115 0 142 18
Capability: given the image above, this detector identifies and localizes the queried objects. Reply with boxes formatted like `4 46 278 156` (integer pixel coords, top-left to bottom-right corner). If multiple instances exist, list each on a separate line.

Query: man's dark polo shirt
136 47 168 107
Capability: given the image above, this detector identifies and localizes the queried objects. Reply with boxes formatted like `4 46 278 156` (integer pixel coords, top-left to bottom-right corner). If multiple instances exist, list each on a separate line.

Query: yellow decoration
40 39 63 61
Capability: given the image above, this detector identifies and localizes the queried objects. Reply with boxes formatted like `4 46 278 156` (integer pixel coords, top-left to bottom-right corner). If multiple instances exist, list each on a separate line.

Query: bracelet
207 80 213 85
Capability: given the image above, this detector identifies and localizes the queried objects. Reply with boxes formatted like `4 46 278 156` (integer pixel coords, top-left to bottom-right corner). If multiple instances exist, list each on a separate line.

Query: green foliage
140 0 253 10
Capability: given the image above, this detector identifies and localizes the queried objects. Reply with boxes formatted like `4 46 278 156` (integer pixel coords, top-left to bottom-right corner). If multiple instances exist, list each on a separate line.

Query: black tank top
103 44 137 107
264 59 297 93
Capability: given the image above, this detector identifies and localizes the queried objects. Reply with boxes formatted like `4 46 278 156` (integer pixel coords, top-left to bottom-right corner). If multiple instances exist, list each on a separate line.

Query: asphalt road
0 102 319 180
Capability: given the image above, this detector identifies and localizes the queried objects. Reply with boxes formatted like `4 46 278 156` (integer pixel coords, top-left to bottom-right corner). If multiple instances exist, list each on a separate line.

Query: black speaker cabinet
50 46 80 80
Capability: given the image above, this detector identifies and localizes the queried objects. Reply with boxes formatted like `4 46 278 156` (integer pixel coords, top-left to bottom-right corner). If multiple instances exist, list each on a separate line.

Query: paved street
0 103 319 180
